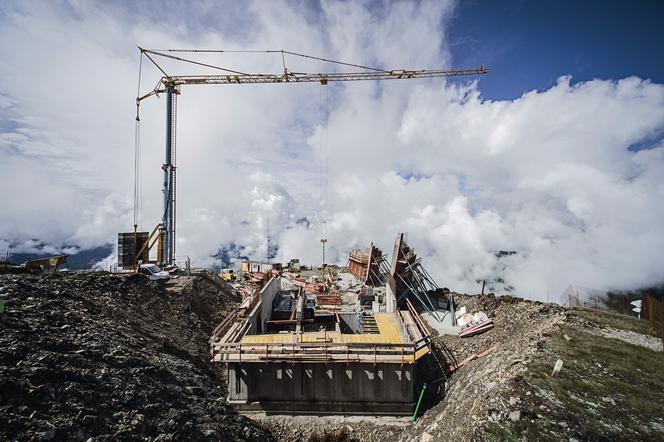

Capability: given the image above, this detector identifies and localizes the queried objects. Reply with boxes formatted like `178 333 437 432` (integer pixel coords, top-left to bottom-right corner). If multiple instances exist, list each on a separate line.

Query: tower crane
133 48 489 267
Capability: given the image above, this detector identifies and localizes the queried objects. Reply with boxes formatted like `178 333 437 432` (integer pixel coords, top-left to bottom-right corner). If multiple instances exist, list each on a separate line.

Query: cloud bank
1 1 663 300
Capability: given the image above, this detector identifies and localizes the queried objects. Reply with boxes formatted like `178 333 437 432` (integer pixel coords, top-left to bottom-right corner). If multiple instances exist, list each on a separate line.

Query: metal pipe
411 383 427 421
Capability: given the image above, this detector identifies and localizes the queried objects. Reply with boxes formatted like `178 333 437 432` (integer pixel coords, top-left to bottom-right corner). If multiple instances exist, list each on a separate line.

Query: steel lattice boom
165 67 487 86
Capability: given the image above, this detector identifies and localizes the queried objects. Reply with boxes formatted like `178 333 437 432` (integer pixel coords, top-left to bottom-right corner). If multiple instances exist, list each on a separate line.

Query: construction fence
561 285 612 311
560 284 648 316
0 252 31 265
562 285 664 344
642 294 664 344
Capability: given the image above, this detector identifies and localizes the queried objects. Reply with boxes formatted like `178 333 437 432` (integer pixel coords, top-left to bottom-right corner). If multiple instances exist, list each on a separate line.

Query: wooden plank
459 320 494 338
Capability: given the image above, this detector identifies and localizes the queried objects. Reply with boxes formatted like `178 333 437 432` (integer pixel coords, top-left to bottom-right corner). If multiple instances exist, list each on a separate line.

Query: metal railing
212 338 430 364
0 251 30 265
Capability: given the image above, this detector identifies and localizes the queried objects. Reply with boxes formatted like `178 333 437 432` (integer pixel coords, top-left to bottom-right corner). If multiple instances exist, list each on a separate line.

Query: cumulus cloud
319 75 664 298
1 0 663 301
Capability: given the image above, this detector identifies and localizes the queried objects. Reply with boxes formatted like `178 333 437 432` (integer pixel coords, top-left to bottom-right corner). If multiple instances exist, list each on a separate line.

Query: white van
138 264 170 281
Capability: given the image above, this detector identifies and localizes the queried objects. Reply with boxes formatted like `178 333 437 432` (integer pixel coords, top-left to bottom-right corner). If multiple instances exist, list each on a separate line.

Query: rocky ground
259 415 408 442
407 296 664 442
402 294 567 442
484 308 664 441
0 270 272 441
2 270 661 442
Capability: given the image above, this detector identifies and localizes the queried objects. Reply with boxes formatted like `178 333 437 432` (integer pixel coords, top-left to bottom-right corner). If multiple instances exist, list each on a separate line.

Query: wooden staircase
361 313 380 334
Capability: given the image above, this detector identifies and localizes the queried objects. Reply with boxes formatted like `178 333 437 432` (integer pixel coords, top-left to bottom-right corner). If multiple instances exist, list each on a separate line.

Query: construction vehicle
221 268 235 282
138 263 170 281
24 255 69 274
132 49 489 267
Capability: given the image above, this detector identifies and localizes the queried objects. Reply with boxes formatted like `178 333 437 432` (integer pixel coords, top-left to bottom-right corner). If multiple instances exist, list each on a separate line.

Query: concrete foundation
213 273 434 416
227 362 416 415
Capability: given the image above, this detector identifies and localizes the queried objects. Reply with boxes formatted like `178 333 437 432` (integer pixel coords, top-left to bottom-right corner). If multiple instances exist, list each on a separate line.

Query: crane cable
142 48 387 78
133 52 144 230
319 82 330 240
319 84 323 239
324 83 329 239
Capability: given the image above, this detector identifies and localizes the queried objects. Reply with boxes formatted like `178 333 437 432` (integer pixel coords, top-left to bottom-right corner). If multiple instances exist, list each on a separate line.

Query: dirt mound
402 294 567 441
0 270 273 441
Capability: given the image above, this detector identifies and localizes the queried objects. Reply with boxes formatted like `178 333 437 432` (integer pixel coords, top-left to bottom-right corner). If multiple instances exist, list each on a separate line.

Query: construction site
2 38 664 442
211 234 453 416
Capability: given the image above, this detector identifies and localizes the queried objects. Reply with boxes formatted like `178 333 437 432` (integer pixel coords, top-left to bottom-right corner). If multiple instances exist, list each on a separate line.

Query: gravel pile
0 270 273 441
260 415 409 442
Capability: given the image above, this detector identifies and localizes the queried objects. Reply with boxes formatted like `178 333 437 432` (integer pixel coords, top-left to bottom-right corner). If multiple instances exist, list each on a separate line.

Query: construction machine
221 268 235 282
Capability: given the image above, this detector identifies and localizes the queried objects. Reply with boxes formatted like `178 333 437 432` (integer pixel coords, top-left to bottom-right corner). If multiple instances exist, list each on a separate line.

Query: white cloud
1 0 663 301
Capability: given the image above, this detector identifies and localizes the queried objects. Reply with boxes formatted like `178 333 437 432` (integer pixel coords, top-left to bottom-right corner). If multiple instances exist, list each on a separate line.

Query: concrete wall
246 276 281 335
259 277 280 325
227 362 415 415
338 311 362 334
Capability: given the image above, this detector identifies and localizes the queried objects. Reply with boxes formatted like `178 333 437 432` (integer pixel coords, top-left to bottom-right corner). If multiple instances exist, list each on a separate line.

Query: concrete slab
420 309 462 336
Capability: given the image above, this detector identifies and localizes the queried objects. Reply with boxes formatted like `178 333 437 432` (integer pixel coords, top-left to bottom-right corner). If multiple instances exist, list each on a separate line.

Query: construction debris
459 319 494 338
209 233 453 416
447 343 500 372
551 358 564 376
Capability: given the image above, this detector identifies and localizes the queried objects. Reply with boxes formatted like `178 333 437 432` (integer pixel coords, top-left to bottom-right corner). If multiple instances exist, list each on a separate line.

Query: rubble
260 415 406 442
0 271 272 441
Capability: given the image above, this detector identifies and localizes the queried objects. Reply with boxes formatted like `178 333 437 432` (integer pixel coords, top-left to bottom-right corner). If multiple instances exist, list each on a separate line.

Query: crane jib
163 67 489 87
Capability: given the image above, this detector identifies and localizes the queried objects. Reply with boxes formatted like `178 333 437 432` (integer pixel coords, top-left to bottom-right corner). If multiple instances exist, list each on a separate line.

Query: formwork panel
227 362 415 415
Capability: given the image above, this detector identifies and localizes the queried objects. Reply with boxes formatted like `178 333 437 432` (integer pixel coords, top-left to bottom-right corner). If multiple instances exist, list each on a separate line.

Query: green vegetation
573 307 659 337
482 309 664 441
483 422 519 442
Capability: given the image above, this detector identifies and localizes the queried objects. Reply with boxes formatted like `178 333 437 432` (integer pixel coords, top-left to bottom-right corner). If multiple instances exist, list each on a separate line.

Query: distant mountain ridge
2 244 113 270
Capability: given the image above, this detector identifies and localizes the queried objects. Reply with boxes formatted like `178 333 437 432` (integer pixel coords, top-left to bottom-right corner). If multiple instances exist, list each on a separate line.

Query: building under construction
210 233 455 415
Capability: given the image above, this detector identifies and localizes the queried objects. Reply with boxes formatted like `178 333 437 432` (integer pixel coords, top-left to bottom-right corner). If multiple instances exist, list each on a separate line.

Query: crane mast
136 48 489 267
164 85 177 266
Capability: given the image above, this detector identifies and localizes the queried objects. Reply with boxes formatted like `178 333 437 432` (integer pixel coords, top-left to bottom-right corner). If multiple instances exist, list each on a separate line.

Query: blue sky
448 0 664 100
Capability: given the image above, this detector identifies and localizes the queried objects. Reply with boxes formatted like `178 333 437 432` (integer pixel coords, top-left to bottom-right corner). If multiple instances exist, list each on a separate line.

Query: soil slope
0 270 273 441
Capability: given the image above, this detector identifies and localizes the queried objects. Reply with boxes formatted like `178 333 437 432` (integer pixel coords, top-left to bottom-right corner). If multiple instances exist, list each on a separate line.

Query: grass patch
572 307 659 337
483 422 520 442
481 310 664 441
